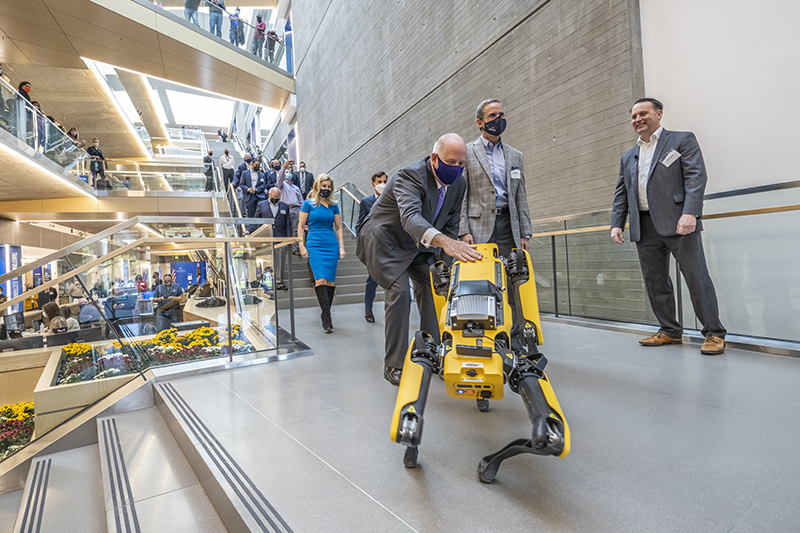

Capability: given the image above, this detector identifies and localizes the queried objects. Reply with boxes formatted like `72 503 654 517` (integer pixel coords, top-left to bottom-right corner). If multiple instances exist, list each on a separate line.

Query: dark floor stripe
106 419 131 533
165 383 294 533
111 419 141 533
18 460 40 533
102 420 123 533
161 382 293 532
159 384 276 532
33 459 51 533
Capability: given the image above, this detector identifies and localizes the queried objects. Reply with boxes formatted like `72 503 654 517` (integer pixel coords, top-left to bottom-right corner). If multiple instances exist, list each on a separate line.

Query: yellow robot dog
390 243 570 483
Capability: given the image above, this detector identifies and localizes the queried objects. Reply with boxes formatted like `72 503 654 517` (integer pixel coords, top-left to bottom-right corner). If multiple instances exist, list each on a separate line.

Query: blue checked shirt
481 136 508 208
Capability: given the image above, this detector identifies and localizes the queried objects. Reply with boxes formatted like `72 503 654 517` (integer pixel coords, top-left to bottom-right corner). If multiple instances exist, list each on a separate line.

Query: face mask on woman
319 189 331 199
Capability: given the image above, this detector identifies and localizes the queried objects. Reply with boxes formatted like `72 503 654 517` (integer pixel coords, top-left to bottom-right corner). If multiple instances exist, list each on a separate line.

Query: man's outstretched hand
435 234 483 262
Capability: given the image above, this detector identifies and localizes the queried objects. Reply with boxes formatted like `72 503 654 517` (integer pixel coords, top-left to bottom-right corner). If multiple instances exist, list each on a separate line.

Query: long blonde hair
308 174 335 206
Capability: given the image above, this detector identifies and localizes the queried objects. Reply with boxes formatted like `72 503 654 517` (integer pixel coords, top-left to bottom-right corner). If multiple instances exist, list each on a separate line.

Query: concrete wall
293 0 645 220
0 219 83 250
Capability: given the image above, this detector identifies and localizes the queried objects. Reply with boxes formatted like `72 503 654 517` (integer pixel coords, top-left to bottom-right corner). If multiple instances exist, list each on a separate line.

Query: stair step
0 491 22 533
277 291 385 309
154 382 293 533
11 445 106 533
97 407 226 532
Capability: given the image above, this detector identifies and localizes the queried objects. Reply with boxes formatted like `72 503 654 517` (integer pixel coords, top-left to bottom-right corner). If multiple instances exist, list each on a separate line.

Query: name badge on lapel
511 168 522 180
660 149 681 168
280 209 286 214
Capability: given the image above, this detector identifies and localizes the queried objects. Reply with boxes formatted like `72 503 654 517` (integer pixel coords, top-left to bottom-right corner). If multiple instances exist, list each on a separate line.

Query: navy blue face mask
433 155 463 185
482 115 507 136
319 189 331 198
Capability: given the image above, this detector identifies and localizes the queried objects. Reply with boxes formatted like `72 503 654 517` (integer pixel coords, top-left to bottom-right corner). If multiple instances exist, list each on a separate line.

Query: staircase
278 232 384 310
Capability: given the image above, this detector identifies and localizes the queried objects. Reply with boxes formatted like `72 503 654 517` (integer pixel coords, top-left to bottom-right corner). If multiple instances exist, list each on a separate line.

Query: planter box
33 347 136 435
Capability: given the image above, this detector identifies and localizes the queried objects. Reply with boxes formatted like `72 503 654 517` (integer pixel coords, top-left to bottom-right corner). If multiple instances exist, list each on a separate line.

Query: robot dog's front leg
477 356 571 483
390 331 438 468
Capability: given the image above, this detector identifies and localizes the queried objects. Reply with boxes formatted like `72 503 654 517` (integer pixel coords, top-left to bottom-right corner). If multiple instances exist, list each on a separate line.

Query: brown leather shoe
701 335 725 355
639 333 682 346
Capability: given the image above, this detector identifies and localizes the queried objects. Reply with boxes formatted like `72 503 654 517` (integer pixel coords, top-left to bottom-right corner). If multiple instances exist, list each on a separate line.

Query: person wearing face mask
291 161 314 199
219 148 235 190
276 160 308 255
252 14 266 58
248 188 293 290
236 160 266 217
460 99 532 349
355 172 387 323
233 153 253 215
356 133 483 385
266 158 281 189
153 273 184 331
18 81 32 103
86 137 109 189
67 127 86 149
298 175 345 333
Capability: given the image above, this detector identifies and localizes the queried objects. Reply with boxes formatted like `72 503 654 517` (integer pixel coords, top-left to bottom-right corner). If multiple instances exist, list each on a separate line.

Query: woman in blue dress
298 174 345 333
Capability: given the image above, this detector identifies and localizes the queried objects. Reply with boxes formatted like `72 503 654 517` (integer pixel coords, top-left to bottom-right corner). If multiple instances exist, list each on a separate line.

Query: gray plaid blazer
458 137 532 245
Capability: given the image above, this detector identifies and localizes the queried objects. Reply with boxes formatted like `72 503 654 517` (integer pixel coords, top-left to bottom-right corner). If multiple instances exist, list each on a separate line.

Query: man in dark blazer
234 160 267 217
203 149 214 191
611 98 726 355
266 159 281 189
357 134 483 385
292 161 315 200
249 188 293 290
356 171 388 323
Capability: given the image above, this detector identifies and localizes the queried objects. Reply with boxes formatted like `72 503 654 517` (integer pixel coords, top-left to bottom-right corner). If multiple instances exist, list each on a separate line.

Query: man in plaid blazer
459 99 532 255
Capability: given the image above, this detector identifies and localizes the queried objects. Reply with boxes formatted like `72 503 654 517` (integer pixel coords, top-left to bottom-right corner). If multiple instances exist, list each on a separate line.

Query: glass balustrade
0 216 302 463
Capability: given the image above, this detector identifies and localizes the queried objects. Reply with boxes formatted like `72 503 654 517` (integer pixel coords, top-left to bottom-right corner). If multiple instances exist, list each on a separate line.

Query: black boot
314 285 332 333
325 285 335 331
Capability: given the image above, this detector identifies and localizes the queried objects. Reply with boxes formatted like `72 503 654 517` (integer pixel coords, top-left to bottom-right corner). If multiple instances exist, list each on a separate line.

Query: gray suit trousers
637 212 726 339
384 253 440 369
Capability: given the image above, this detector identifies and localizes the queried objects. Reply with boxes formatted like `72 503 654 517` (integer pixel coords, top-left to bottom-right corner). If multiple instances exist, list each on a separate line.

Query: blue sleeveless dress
302 199 340 281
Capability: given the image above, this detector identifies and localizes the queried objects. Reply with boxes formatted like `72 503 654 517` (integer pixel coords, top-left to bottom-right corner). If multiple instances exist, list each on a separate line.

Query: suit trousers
245 196 258 218
384 253 440 369
222 168 234 190
289 206 301 252
490 209 522 349
637 212 726 339
273 246 285 285
364 275 378 311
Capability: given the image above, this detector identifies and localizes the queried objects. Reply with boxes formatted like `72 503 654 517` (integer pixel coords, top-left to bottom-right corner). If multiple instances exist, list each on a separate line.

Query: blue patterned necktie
434 186 446 220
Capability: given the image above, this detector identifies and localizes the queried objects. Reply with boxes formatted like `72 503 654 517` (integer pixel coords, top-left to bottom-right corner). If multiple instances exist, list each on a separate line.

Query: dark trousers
636 212 726 339
222 168 234 190
384 253 439 369
490 209 522 349
204 174 214 192
245 196 258 218
365 275 378 311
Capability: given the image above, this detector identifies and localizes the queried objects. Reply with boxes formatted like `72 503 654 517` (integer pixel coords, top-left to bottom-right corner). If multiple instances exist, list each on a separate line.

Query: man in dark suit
234 160 267 217
248 188 293 290
357 134 483 385
203 149 214 191
611 98 726 355
292 161 315 200
356 171 387 323
234 152 252 184
266 159 281 189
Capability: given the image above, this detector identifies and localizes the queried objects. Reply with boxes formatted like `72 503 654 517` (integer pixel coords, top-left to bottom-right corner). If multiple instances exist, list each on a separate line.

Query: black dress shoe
383 366 402 386
324 326 333 334
276 284 288 291
365 310 375 323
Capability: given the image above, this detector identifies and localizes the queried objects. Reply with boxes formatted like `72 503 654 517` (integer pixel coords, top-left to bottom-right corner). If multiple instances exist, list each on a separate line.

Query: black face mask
270 197 280 204
319 189 331 199
482 115 507 136
272 164 280 170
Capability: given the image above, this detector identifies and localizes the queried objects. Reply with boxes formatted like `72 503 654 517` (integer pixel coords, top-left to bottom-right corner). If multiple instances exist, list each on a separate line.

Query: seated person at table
78 298 103 324
40 302 70 335
60 306 80 331
153 274 184 331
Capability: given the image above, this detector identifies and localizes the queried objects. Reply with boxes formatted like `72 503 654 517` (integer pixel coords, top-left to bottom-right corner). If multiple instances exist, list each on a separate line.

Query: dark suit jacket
611 129 707 242
237 169 266 202
292 170 315 199
355 193 377 236
248 200 293 237
356 157 466 289
234 162 250 185
203 154 214 177
266 169 278 190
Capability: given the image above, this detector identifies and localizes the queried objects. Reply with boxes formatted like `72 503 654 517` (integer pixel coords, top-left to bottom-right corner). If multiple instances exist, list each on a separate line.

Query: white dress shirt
220 153 235 170
636 125 663 211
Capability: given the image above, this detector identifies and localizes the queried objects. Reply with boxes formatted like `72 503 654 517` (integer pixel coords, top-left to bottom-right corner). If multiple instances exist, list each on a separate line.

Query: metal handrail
530 203 800 239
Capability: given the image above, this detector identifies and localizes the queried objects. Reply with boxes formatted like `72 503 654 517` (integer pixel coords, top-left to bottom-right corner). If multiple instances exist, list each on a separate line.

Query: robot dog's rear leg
477 358 570 483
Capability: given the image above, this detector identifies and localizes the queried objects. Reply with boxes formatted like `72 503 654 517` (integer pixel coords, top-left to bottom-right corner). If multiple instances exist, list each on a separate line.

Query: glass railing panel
0 77 92 190
133 0 291 73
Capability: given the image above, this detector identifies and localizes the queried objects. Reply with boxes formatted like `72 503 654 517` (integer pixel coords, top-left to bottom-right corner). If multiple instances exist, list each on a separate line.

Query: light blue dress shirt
481 135 508 208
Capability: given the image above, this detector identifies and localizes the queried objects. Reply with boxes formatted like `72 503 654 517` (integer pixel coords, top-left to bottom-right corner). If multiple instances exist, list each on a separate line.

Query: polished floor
153 302 800 532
